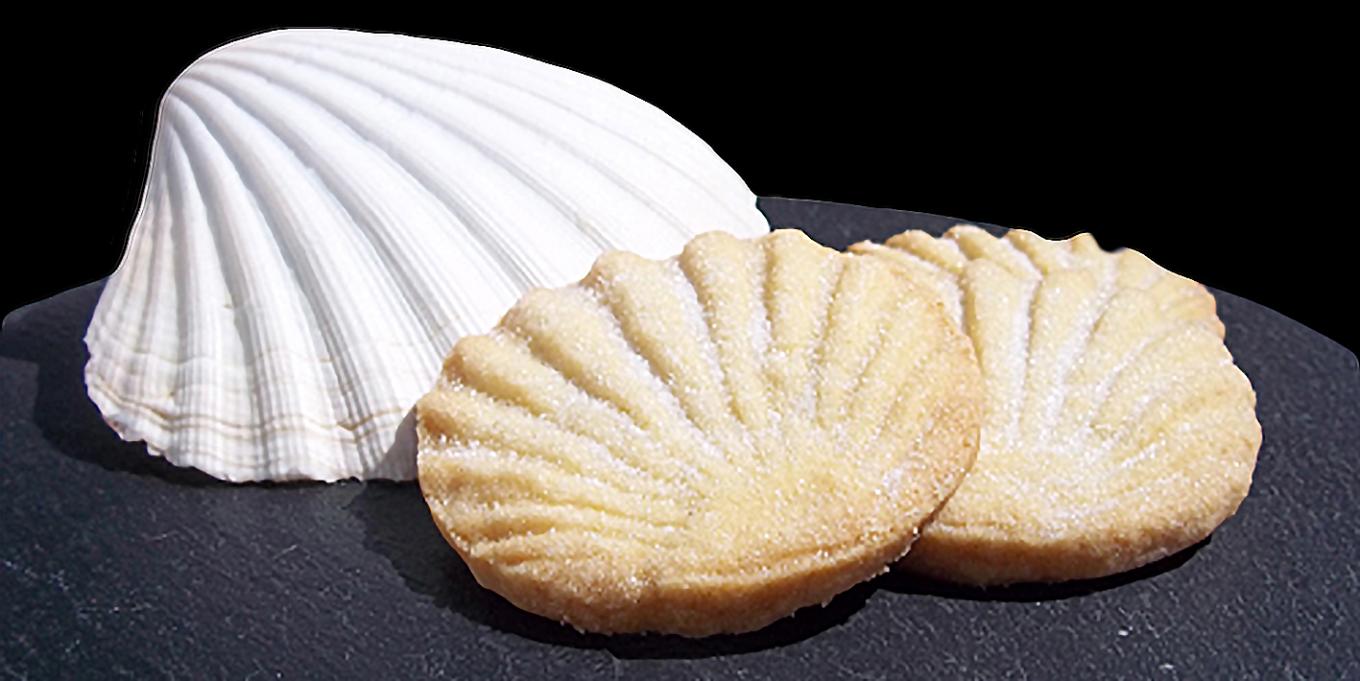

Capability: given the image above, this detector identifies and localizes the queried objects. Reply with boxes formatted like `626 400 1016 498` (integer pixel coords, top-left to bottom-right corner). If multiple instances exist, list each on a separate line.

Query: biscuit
417 230 984 635
852 226 1261 585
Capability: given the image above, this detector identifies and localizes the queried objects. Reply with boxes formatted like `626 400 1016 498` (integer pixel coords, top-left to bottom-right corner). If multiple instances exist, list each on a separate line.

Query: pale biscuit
417 230 983 635
852 226 1261 585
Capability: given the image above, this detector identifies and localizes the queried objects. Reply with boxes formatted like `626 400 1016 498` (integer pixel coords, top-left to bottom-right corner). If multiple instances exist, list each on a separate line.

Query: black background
3 19 1356 677
6 18 1347 350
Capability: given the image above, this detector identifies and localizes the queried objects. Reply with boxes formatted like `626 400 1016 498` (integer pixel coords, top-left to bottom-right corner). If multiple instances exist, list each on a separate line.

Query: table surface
3 198 1357 679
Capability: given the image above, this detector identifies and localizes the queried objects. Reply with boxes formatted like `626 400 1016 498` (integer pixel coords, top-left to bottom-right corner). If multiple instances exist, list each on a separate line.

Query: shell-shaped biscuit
852 227 1261 585
417 230 984 635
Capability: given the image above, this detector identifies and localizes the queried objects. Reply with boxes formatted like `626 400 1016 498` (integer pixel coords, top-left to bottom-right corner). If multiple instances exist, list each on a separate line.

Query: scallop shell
852 227 1261 584
417 230 985 635
84 29 769 482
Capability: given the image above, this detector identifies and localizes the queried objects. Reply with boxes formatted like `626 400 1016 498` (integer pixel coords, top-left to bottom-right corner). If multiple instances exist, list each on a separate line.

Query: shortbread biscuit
852 227 1261 585
417 230 984 635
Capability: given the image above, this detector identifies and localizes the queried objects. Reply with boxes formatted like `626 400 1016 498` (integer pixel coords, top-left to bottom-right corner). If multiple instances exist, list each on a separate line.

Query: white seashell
84 29 769 482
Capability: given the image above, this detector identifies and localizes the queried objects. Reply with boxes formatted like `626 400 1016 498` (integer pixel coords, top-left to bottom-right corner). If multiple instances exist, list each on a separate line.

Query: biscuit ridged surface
852 227 1261 585
417 230 983 635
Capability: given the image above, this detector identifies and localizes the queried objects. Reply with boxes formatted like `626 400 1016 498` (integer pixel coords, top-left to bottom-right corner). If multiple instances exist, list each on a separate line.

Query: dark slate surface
2 198 1357 679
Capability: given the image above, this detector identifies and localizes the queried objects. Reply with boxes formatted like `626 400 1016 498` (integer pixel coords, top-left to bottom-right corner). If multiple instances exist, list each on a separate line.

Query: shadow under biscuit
875 538 1210 602
346 480 874 659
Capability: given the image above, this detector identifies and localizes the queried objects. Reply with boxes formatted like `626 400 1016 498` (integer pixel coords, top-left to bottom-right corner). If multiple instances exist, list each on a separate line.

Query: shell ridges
84 29 769 482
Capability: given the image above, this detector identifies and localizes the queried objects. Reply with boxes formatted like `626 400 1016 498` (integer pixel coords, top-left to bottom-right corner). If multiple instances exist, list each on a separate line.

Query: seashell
84 29 769 482
852 226 1261 585
417 230 985 635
